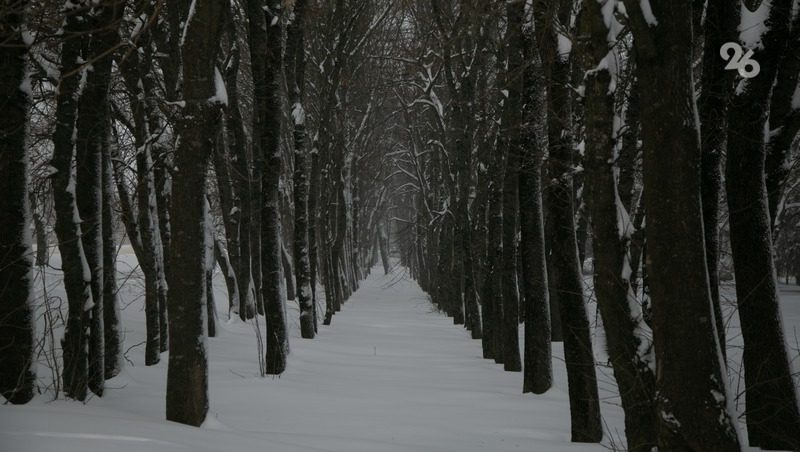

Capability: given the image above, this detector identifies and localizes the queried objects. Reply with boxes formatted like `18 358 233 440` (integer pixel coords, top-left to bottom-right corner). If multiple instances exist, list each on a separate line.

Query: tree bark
75 1 125 395
535 0 602 441
480 141 503 361
624 0 742 448
0 0 35 404
698 0 738 361
247 0 289 374
52 4 92 402
102 147 122 379
499 0 524 373
166 0 226 427
725 0 800 448
577 2 657 449
519 19 552 395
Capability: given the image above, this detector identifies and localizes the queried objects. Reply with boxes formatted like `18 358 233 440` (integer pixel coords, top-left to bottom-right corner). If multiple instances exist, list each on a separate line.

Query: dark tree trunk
480 141 503 361
75 1 125 396
309 143 321 332
282 243 296 301
534 0 602 441
137 149 164 366
379 221 391 275
220 19 255 321
251 175 264 315
577 2 657 449
102 147 122 379
165 0 226 427
249 1 289 374
204 207 217 339
519 20 552 395
212 108 240 314
698 0 738 361
31 194 49 267
0 0 35 404
214 238 240 314
291 76 315 336
118 31 168 367
231 71 255 321
52 6 91 402
725 1 800 448
624 0 741 449
499 1 523 373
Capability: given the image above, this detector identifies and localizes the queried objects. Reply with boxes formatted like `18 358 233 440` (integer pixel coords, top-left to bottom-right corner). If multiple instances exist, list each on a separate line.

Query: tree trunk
248 0 289 374
309 143 321 332
204 206 217 338
519 20 552 395
499 1 523 373
220 21 255 321
118 33 167 366
698 0 738 361
480 141 503 361
75 1 125 396
725 1 800 448
624 0 742 448
535 0 602 440
282 243 296 301
165 0 226 427
214 238 240 314
578 2 657 449
102 126 122 379
0 0 35 404
52 5 91 402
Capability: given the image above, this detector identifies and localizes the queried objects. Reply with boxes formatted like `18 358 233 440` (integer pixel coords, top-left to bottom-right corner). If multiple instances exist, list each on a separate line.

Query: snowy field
1 250 798 451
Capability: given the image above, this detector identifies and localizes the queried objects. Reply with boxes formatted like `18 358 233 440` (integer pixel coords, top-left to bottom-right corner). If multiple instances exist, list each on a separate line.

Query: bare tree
0 0 36 405
165 0 227 427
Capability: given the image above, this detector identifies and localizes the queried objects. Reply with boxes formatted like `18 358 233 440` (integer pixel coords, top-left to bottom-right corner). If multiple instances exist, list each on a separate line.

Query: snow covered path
232 266 606 452
0 262 614 452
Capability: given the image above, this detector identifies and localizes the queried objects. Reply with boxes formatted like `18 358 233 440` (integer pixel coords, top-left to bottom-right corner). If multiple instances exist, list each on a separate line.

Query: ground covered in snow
1 252 799 451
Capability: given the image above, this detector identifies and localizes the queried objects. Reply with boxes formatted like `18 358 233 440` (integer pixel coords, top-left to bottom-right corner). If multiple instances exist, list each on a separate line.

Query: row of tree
388 1 800 451
0 0 394 427
2 0 800 450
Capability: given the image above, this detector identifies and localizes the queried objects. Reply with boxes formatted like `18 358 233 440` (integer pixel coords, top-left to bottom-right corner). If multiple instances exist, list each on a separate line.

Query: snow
209 67 228 106
739 0 771 50
639 0 658 27
791 79 800 110
600 0 615 29
291 102 306 126
557 33 572 61
19 69 32 97
4 251 796 451
180 0 197 48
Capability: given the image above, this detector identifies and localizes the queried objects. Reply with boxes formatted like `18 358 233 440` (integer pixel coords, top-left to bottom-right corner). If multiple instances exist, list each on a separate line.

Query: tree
74 0 125 396
116 3 169 365
52 2 93 402
165 0 227 427
534 0 602 441
624 0 741 448
698 0 738 359
0 0 36 405
287 0 315 339
725 0 800 447
102 144 122 379
246 0 288 374
499 0 523 373
519 4 552 396
577 1 656 449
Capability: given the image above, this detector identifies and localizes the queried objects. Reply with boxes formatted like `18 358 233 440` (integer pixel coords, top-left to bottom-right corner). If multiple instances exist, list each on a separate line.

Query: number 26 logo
720 42 761 79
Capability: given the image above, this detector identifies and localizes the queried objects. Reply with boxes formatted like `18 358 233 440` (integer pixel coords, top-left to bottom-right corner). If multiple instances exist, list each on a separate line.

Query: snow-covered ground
1 250 798 451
